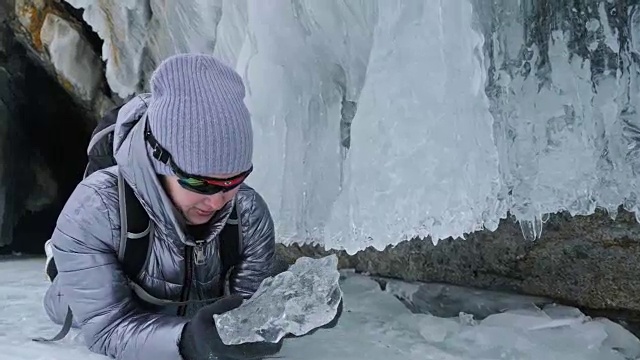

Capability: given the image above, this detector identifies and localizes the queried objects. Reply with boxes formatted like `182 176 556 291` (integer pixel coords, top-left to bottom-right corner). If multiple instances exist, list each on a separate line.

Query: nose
202 193 227 210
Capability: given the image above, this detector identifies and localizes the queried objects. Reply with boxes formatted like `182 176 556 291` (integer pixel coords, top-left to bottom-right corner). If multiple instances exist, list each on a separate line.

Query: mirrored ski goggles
144 123 252 195
176 168 252 195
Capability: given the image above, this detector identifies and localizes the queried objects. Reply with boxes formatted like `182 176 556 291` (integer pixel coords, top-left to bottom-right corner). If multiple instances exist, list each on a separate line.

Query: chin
186 213 214 225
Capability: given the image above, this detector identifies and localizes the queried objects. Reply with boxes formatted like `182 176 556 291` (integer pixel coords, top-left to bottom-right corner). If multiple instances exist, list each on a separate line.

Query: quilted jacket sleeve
50 182 188 360
229 189 276 298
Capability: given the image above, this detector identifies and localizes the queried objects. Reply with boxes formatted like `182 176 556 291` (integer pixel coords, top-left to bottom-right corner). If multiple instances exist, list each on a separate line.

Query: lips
195 209 214 217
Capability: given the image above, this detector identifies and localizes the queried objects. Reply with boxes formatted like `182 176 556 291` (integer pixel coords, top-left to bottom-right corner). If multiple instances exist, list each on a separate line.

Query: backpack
33 99 241 342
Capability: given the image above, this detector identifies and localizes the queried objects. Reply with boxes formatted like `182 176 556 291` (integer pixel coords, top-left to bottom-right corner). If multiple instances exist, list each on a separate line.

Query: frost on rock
63 0 223 98
39 13 102 102
213 255 342 345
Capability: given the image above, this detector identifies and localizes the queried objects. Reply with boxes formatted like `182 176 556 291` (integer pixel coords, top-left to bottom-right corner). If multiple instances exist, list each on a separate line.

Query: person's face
162 175 241 225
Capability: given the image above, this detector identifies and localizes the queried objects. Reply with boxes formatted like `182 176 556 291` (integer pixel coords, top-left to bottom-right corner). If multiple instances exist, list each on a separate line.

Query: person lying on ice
40 53 339 360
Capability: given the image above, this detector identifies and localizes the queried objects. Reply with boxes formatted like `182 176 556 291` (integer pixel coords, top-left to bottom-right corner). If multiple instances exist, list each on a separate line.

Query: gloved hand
178 295 282 360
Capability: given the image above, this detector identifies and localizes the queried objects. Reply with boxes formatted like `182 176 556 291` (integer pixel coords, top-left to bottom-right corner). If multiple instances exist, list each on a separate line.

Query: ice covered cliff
55 0 640 254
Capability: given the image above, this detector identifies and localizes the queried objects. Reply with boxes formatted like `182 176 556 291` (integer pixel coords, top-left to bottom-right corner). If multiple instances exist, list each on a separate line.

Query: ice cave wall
28 0 640 255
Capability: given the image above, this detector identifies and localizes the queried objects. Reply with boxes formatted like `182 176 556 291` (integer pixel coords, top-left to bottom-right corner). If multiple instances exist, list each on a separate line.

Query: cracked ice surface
2 258 640 360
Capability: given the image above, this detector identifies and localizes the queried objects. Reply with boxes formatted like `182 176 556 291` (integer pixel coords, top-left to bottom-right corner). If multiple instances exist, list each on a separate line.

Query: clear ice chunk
596 318 640 359
213 255 342 345
384 280 552 319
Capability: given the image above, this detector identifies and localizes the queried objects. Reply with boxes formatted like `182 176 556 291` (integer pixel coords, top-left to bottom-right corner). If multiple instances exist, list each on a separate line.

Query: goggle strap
144 125 170 164
145 123 253 185
201 174 247 187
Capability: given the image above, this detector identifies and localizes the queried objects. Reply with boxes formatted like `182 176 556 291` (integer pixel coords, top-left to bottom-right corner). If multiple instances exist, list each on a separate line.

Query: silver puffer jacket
43 95 275 360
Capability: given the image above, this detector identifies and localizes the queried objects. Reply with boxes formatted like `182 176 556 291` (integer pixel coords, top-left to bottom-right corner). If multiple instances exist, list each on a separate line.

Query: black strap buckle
144 124 169 164
152 143 166 162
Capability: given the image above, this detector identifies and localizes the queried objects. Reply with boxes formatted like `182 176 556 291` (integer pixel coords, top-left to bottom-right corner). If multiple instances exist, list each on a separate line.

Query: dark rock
277 207 640 314
0 17 90 251
0 66 13 245
0 26 26 247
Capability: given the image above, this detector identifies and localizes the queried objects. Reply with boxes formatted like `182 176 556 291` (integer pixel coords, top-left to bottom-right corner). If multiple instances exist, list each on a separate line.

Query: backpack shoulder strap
32 307 74 343
218 200 242 292
117 170 152 281
83 104 125 179
32 171 151 344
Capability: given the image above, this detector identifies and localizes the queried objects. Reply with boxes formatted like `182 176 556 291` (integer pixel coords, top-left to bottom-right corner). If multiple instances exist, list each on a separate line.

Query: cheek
183 192 207 207
225 188 240 201
169 183 204 208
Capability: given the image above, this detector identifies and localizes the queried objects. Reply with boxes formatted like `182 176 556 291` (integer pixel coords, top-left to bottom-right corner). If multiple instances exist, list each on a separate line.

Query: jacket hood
112 95 233 246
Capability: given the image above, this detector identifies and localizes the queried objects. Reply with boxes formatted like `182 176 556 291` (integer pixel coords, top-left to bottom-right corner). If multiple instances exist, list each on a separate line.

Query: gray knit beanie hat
146 53 253 176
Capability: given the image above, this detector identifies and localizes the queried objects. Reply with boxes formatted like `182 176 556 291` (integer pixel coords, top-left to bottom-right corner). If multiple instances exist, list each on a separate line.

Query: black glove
178 295 283 360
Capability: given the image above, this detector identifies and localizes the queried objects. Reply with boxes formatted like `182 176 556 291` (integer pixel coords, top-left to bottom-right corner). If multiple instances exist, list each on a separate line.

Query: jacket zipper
177 240 206 316
177 246 194 316
194 240 206 266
